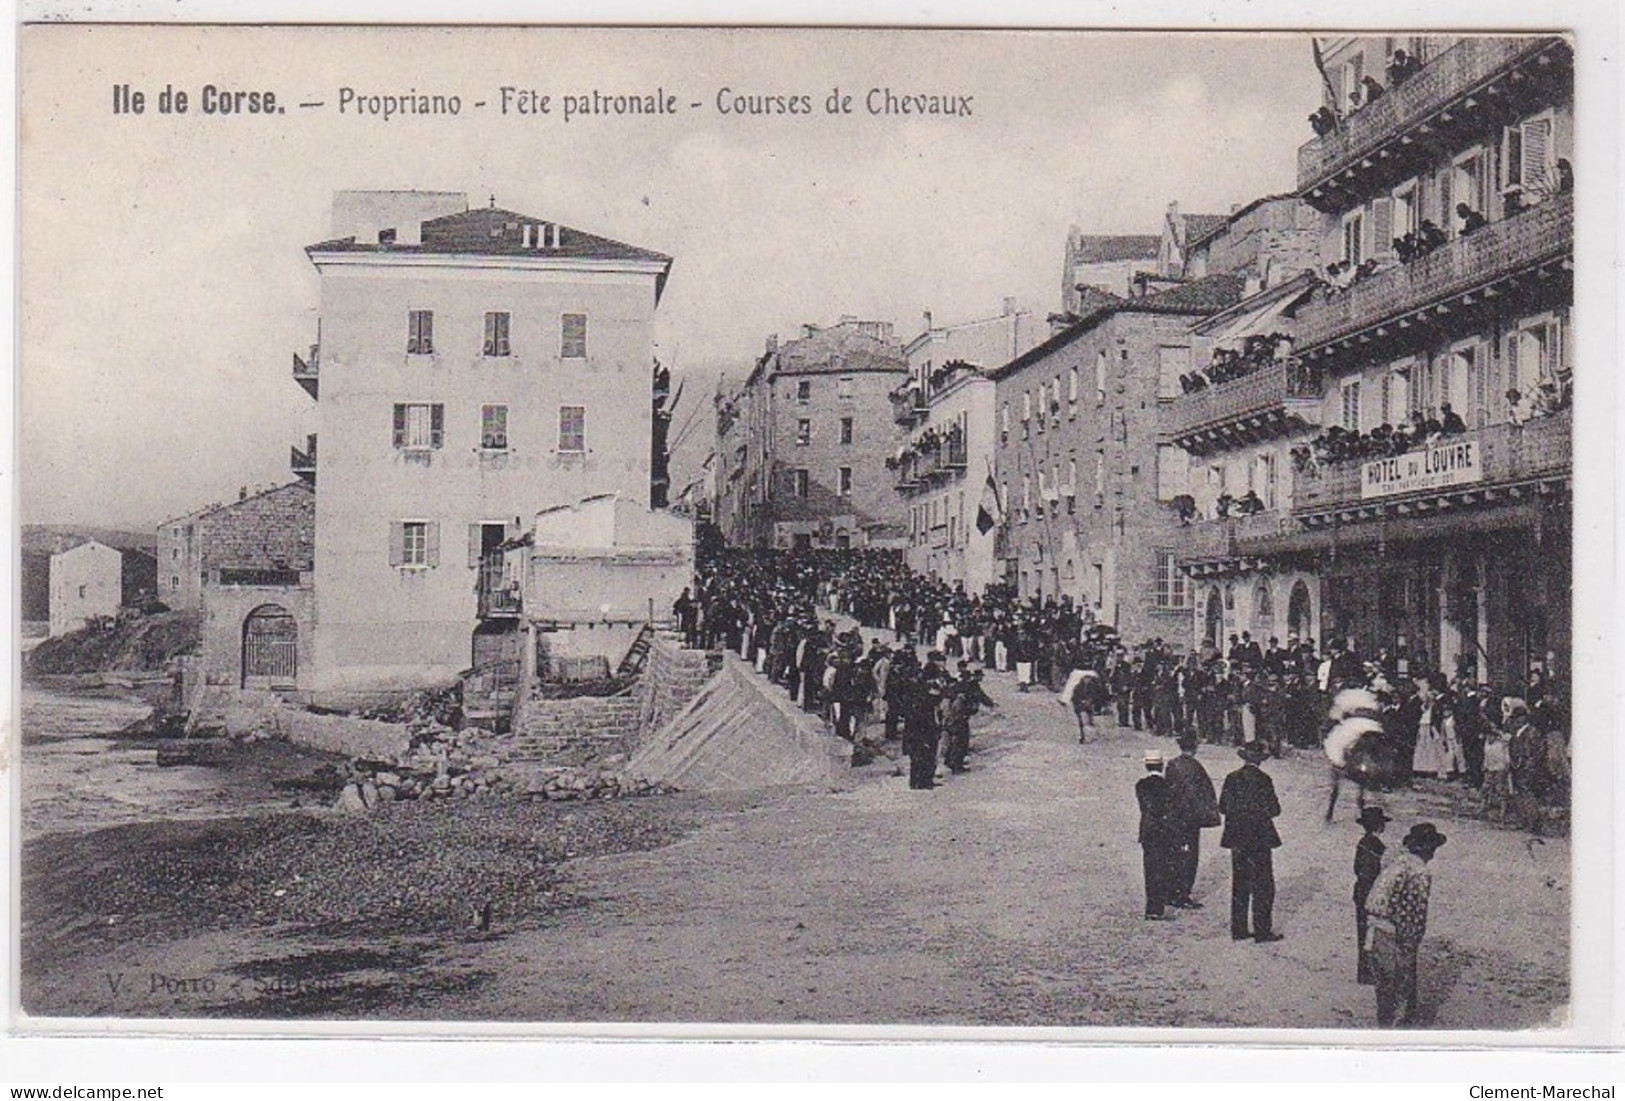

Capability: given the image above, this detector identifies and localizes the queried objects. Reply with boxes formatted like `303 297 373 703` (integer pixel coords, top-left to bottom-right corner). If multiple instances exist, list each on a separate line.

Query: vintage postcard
9 20 1607 1046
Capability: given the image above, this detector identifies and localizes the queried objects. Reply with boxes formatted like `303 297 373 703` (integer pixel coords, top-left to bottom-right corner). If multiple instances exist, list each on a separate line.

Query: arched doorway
1254 579 1275 637
1288 580 1313 643
242 604 297 688
1204 588 1223 650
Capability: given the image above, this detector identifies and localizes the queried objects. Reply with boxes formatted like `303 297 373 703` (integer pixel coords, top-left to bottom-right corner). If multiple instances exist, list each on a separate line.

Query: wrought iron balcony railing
1294 192 1571 357
1297 36 1568 198
1162 359 1324 452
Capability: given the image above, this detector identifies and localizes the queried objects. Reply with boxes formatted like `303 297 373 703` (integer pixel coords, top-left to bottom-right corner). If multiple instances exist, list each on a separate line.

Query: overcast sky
20 25 1321 528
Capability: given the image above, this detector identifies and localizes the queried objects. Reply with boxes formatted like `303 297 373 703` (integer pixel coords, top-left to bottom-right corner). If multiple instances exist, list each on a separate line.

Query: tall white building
299 191 673 697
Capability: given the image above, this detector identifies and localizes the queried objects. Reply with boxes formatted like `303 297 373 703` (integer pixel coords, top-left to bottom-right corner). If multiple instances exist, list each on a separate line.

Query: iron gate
242 605 298 687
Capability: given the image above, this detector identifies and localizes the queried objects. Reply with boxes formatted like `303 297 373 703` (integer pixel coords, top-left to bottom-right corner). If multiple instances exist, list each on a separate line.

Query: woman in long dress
1411 673 1463 779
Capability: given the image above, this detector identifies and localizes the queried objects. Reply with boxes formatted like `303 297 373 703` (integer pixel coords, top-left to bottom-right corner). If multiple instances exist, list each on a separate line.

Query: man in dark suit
1219 740 1284 942
1136 750 1177 920
1165 734 1221 908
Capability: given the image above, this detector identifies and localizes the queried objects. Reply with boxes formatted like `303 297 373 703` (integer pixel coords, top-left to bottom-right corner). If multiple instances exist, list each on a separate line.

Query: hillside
25 611 200 676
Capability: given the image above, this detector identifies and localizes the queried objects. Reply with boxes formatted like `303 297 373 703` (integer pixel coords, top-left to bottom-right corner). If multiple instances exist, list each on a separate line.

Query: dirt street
19 677 1568 1029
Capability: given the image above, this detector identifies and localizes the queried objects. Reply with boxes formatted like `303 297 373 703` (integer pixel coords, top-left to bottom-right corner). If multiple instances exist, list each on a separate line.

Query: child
1353 806 1390 984
1481 722 1512 823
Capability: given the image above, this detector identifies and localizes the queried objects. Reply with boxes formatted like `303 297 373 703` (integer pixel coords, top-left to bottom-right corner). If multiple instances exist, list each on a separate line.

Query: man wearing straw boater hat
1364 822 1447 1026
1135 750 1178 920
1218 740 1284 942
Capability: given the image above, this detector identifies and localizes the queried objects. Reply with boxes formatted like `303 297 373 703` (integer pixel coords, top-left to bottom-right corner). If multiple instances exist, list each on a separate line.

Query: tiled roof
1181 213 1230 243
308 206 671 265
1136 273 1248 313
1185 194 1299 251
990 275 1246 381
1071 234 1160 264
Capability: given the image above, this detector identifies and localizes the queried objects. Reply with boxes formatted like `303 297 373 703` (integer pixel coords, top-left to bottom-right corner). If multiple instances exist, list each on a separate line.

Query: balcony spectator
1393 234 1418 263
1236 490 1265 516
1173 494 1197 526
1386 48 1419 87
1505 389 1529 427
1360 76 1386 104
1456 203 1488 236
1308 106 1338 137
1531 381 1567 417
1416 219 1447 255
1439 403 1468 435
1215 492 1235 519
1556 159 1573 194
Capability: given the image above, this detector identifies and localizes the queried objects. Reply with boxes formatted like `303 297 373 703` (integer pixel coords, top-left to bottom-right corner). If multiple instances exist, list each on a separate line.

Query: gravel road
18 677 1568 1029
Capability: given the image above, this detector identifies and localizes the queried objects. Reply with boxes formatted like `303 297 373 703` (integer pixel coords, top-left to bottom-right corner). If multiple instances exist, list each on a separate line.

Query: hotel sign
1360 438 1482 500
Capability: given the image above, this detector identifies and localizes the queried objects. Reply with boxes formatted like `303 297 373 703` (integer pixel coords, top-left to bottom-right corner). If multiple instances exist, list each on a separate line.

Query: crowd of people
1177 332 1293 393
676 546 1568 1026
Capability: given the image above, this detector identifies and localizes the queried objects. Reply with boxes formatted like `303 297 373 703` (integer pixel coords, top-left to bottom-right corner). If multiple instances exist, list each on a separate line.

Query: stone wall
507 635 715 765
511 693 645 763
638 635 716 737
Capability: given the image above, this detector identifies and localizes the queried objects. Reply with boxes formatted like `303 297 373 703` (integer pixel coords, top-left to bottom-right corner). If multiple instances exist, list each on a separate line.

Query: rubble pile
526 764 678 801
328 720 676 810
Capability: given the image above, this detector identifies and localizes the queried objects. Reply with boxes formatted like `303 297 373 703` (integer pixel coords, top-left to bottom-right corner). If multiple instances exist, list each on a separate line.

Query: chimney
1244 274 1262 298
802 324 816 339
1002 297 1016 317
922 309 933 331
766 334 779 355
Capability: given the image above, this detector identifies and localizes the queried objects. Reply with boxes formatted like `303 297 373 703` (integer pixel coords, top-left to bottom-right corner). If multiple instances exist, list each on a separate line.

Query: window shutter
468 524 482 568
1371 197 1394 258
1436 167 1452 231
426 522 441 569
430 404 445 449
389 522 405 567
392 404 406 448
1523 118 1553 191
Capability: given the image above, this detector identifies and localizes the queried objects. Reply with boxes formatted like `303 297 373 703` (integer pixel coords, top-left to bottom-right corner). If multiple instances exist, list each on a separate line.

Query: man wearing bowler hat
1364 822 1447 1026
1165 734 1220 909
1219 740 1284 942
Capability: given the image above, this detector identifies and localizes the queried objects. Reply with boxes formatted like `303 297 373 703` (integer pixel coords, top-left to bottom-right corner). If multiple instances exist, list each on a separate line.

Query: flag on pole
1310 37 1343 125
975 471 1002 536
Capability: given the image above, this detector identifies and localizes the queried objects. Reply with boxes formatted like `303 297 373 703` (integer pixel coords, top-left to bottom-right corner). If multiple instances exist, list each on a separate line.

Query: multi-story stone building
717 318 907 550
1181 35 1573 682
297 190 674 696
1061 232 1160 312
991 275 1244 641
157 501 225 611
1158 194 1332 650
894 301 1042 593
195 482 316 690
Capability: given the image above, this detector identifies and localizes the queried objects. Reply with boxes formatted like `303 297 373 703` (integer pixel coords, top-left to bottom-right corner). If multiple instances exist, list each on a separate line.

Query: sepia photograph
11 20 1593 1042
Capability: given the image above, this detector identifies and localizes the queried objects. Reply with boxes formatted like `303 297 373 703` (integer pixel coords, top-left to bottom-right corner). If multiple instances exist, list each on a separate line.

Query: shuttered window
392 403 444 450
558 406 586 453
561 313 588 359
481 404 508 450
390 520 439 569
483 312 511 357
408 310 434 355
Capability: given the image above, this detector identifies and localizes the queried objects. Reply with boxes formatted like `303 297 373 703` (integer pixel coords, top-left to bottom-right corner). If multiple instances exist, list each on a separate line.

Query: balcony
292 344 319 399
1174 511 1296 577
891 385 928 426
477 559 522 619
1163 359 1324 455
289 434 316 484
1298 36 1571 208
1294 192 1571 362
1292 408 1570 525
